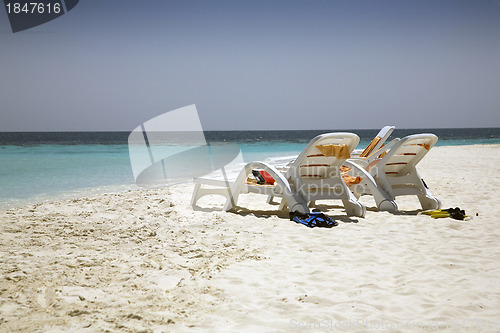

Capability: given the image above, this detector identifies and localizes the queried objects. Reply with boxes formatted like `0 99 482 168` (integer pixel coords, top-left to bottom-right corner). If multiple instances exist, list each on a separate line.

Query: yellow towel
359 137 381 158
419 143 431 151
315 144 350 159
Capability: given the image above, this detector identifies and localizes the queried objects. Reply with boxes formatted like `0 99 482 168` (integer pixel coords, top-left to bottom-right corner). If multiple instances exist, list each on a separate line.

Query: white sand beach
1 144 499 332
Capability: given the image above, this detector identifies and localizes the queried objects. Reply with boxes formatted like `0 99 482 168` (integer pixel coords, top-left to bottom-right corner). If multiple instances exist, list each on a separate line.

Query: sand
1 144 499 332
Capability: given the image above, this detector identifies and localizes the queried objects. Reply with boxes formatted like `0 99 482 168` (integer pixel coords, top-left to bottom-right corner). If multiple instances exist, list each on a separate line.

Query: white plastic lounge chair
191 132 366 217
196 161 310 214
344 134 441 211
280 132 365 217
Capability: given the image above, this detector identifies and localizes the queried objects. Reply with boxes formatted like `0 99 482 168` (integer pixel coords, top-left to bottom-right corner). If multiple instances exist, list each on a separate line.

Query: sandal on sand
289 211 338 228
422 207 471 221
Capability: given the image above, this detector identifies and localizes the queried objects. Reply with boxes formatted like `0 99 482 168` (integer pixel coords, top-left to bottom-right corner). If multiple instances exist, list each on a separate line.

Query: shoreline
1 143 499 212
1 144 499 332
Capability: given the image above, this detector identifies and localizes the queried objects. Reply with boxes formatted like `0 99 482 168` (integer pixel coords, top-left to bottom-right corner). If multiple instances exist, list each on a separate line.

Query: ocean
1 128 499 209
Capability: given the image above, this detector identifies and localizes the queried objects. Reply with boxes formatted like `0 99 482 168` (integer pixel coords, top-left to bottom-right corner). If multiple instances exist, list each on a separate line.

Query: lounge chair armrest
242 161 293 192
346 157 369 169
343 160 373 179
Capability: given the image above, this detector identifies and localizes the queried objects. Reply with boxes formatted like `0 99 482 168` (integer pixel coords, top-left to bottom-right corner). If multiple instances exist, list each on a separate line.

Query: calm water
1 128 499 209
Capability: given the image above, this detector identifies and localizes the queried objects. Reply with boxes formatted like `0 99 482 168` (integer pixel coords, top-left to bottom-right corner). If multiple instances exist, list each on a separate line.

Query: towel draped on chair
315 144 350 159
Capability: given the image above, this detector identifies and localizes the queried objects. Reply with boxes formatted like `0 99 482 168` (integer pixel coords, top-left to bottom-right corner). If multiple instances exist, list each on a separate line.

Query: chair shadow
357 205 422 216
352 204 422 216
229 207 290 219
232 207 361 224
192 205 225 213
390 209 422 216
192 204 289 219
193 203 422 221
304 204 362 223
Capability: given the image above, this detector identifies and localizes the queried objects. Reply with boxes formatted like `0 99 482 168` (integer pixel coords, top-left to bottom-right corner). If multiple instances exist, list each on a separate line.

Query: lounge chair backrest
377 134 438 177
290 133 359 179
359 125 395 158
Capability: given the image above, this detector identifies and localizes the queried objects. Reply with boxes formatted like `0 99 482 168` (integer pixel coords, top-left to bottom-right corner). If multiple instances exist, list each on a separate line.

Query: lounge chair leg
266 195 276 204
344 160 395 213
278 198 288 211
288 202 308 214
378 199 398 212
418 194 441 210
190 183 202 207
190 182 232 209
343 199 366 217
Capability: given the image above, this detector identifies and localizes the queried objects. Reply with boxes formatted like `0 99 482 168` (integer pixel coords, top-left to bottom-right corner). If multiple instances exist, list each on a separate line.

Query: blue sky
1 0 499 131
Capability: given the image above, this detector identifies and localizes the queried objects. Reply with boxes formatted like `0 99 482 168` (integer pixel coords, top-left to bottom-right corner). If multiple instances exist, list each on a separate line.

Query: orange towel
315 144 350 159
342 174 362 186
340 166 351 174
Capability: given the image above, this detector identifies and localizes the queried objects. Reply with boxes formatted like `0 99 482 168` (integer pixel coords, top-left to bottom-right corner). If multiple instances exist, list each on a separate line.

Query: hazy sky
1 0 499 131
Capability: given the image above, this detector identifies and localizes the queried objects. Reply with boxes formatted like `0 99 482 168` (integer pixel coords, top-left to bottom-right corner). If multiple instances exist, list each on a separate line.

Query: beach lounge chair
280 132 365 217
190 161 310 213
191 132 366 217
344 134 441 211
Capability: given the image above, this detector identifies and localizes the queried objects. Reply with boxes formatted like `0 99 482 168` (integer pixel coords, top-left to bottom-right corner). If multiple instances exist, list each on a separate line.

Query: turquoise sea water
1 128 499 209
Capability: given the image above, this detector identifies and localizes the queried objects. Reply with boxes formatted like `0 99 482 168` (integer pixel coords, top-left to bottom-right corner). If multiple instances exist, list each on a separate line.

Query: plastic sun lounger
190 161 310 214
280 132 365 217
344 133 441 212
191 132 366 217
